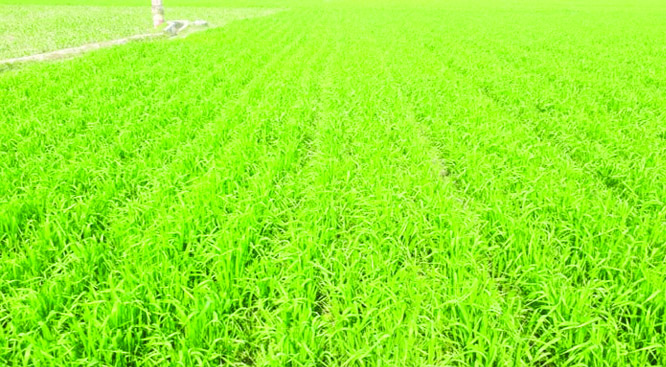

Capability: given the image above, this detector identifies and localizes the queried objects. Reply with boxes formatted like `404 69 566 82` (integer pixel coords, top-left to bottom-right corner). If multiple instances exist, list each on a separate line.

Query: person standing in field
152 0 165 28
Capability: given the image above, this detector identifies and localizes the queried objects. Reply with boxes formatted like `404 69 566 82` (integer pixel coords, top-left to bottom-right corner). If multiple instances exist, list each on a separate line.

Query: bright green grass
0 5 277 59
1 0 665 366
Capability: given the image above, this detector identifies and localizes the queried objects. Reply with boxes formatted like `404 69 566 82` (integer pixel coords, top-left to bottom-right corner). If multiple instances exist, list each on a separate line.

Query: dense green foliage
1 0 665 366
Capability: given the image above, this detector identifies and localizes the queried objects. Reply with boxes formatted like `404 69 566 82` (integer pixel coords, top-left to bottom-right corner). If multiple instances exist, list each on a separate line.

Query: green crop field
0 5 278 59
1 0 665 366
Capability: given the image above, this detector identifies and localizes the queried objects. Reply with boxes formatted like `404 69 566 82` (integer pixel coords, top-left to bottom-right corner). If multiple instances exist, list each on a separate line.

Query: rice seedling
0 0 664 365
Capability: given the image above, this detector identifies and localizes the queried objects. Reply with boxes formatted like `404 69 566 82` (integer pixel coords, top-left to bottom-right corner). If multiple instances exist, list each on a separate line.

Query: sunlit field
1 0 665 365
0 4 277 59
